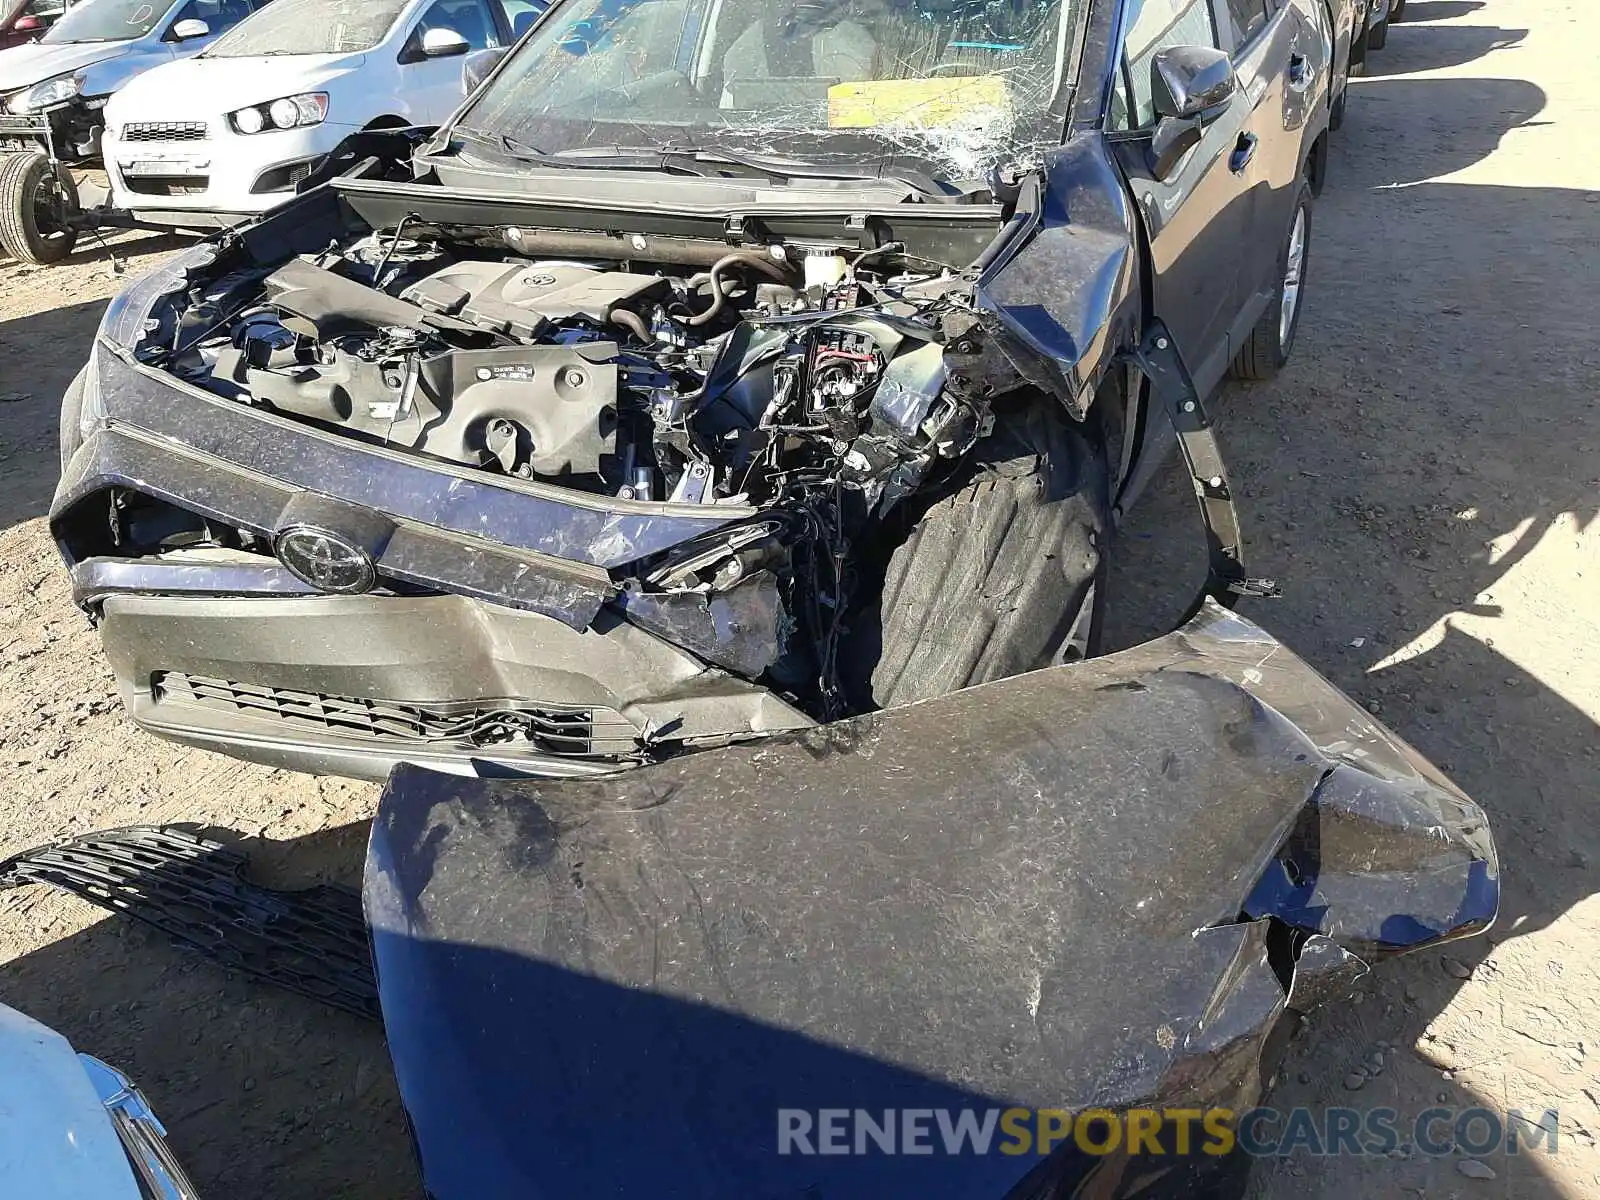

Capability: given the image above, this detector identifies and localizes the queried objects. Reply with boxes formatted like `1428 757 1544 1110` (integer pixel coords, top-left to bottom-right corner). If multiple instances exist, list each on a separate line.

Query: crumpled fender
974 132 1143 417
364 600 1496 1199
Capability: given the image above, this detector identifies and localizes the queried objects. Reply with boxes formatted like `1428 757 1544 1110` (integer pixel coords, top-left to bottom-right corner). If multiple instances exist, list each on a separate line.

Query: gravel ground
1 0 1596 1194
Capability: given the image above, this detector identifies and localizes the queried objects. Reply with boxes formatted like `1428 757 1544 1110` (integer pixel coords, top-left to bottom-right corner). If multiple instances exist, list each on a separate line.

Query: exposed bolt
1208 475 1223 488
1182 400 1196 412
564 368 587 388
630 233 648 251
1156 337 1170 350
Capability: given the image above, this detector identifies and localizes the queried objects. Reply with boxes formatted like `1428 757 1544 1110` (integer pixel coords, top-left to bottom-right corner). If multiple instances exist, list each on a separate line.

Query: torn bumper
364 600 1497 1200
92 590 810 780
56 309 811 779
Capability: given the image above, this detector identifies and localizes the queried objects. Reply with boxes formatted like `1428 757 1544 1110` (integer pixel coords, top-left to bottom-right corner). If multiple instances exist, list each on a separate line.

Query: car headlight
6 72 80 114
228 92 328 134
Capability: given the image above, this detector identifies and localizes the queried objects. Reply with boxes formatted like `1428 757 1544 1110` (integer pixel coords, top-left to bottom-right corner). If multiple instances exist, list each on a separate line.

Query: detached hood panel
0 39 131 91
365 601 1497 1200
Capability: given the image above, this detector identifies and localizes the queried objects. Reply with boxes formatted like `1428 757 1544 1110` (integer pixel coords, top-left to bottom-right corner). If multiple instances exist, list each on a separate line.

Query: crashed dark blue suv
58 0 1340 775
56 3 1494 1193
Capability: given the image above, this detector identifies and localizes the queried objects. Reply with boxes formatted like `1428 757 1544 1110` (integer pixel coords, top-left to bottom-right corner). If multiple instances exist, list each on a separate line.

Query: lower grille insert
152 672 641 760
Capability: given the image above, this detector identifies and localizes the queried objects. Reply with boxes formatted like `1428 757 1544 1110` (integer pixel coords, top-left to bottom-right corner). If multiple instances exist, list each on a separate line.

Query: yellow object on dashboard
826 76 1012 129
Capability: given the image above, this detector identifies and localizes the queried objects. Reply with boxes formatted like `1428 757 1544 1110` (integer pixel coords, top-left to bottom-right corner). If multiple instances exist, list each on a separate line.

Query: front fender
974 131 1142 417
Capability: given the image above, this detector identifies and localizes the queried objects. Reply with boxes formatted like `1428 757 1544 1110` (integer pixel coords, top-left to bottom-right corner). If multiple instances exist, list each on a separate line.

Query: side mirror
1146 45 1236 181
462 47 508 95
170 18 212 41
14 15 41 31
421 27 471 58
1151 45 1237 121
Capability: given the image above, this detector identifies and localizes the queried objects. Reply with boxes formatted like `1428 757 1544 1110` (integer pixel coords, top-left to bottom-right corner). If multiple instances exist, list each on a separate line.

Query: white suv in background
101 0 546 225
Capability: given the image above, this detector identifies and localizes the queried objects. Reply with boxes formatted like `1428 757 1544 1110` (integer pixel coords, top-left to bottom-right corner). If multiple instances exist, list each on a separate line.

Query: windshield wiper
551 143 947 195
451 131 949 196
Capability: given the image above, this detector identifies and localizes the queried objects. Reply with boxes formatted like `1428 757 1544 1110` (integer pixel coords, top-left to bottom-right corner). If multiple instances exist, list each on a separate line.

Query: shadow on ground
0 299 103 532
0 10 1594 1200
0 823 419 1200
1110 30 1599 1199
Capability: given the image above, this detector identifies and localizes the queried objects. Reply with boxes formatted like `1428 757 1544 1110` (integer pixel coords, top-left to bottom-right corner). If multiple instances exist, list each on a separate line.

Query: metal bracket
1120 320 1280 609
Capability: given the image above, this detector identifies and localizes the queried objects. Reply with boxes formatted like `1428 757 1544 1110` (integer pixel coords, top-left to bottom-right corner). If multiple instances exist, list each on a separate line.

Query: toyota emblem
274 527 377 595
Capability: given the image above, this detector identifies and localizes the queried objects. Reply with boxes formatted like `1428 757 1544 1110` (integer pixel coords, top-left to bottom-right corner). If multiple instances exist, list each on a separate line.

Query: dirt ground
0 0 1595 1194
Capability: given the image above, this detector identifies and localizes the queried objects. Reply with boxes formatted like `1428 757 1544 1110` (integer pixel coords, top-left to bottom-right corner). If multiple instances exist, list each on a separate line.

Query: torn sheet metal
365 600 1497 1200
614 571 786 678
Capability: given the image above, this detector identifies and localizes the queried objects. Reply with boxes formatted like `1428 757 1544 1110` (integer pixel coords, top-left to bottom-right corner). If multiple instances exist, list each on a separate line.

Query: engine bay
171 232 1000 503
149 224 1022 719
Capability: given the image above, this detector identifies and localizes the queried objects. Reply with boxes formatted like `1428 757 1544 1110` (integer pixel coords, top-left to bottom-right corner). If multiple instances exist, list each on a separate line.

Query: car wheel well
363 115 408 130
1305 130 1330 196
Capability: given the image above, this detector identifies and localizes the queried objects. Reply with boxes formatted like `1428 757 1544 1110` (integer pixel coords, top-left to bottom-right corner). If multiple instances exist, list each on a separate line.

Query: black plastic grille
153 672 642 760
121 121 208 142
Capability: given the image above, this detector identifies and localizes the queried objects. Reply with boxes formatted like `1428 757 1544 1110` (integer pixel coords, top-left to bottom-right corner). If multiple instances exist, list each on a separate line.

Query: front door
1108 0 1256 398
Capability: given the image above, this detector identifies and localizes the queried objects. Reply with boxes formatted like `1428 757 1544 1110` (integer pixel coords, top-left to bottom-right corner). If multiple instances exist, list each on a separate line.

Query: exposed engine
162 226 1014 718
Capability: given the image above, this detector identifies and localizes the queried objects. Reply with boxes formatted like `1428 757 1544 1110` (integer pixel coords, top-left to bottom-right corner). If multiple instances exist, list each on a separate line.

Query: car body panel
0 1004 143 1200
0 0 267 163
0 37 136 92
365 600 1497 1200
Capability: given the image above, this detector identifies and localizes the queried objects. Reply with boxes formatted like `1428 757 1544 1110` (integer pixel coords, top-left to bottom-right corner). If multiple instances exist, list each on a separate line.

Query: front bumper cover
93 589 811 780
365 600 1498 1200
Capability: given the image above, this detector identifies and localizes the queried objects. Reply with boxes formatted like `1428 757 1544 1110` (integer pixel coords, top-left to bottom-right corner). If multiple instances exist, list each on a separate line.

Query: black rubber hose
686 251 797 327
608 306 651 342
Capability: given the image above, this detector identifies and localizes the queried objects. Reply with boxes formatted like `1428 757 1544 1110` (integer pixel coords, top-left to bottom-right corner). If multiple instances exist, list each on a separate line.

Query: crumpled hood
364 600 1498 1200
0 1005 140 1199
0 38 130 92
106 52 365 124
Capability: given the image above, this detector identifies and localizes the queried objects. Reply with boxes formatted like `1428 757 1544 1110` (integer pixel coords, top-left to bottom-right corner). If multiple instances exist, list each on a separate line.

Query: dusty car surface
0 1000 200 1198
57 0 1336 780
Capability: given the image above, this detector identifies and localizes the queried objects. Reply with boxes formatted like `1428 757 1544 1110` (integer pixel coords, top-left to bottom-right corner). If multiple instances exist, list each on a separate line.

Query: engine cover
414 344 621 479
402 262 668 338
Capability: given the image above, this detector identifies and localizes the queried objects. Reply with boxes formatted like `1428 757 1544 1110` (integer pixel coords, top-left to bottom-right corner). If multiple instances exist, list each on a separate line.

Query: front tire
1389 0 1406 20
842 402 1110 710
0 151 79 265
1229 178 1314 382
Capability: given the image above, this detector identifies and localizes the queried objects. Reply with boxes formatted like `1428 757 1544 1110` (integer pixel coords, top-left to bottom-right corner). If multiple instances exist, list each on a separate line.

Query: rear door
1108 0 1258 398
1220 0 1322 341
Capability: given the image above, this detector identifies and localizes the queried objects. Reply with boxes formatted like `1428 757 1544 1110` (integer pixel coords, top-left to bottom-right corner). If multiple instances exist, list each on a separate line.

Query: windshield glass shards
459 0 1081 182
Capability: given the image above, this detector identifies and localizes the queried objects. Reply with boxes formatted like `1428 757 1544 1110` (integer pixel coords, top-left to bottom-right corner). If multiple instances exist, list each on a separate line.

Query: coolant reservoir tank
803 252 847 291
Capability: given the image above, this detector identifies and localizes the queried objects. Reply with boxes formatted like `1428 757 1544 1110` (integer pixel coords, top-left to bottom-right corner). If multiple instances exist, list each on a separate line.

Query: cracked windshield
462 0 1081 182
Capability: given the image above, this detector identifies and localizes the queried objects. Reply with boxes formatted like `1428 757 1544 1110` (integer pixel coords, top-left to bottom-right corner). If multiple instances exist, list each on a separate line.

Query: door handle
1288 53 1313 91
1230 132 1258 173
